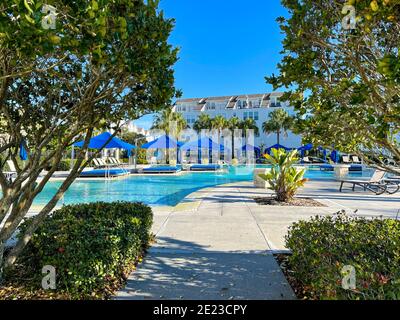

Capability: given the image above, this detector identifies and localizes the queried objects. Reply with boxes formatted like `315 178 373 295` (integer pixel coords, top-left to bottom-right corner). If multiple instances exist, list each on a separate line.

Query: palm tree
240 118 259 137
211 115 229 142
152 108 188 138
228 116 241 159
193 113 212 133
262 109 293 145
240 119 260 160
211 115 228 133
151 109 188 163
211 115 228 160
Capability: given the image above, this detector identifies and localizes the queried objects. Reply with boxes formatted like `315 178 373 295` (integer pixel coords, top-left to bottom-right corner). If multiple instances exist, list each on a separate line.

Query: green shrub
286 212 400 300
44 159 71 171
18 202 153 298
261 148 307 202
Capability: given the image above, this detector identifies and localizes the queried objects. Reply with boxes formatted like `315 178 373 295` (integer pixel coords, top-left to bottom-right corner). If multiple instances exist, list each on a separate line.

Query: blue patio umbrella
265 143 292 154
19 140 28 160
297 143 313 157
141 135 181 164
330 150 340 163
74 132 136 156
180 137 226 151
317 146 328 161
181 137 227 163
141 135 179 149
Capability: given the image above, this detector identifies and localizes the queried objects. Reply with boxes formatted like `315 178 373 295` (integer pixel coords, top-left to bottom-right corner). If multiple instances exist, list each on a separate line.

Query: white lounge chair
97 158 110 167
92 158 102 168
105 157 120 167
110 157 129 167
93 158 110 168
342 155 352 164
302 156 312 164
339 170 387 195
352 156 361 164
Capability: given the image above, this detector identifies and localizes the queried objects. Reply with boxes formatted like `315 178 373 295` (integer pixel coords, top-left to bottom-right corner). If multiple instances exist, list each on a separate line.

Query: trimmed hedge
285 212 400 300
18 202 153 298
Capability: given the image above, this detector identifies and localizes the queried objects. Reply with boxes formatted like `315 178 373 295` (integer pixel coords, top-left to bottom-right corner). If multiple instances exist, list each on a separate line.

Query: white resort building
172 92 302 148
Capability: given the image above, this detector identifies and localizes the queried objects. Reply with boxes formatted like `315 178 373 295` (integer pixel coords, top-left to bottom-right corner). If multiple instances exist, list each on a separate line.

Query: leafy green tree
267 0 400 171
193 113 212 133
119 130 148 164
262 109 293 145
260 149 307 202
0 0 178 276
152 108 188 138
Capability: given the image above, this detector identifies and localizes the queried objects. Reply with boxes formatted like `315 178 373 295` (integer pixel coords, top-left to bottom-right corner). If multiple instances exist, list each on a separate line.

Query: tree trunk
0 241 5 283
277 131 280 145
231 132 235 161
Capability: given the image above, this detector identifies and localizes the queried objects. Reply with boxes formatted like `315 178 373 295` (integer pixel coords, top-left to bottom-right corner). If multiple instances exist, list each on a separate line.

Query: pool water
33 165 372 207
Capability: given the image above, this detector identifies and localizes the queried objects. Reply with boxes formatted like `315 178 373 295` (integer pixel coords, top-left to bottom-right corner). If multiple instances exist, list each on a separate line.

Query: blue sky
135 0 288 129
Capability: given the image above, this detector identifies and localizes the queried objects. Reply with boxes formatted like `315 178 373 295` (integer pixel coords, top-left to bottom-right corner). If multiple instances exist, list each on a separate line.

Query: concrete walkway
116 180 400 300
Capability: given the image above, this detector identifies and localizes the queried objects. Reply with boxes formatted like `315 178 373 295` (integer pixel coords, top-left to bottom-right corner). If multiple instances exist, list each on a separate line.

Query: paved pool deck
116 180 400 300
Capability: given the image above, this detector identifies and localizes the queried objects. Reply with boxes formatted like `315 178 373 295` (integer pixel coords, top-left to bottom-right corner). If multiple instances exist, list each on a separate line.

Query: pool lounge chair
352 156 361 164
92 158 104 168
80 168 128 178
320 164 334 171
302 156 312 164
348 164 363 172
342 155 352 164
382 177 400 194
107 157 126 167
190 164 221 171
338 170 387 195
142 166 181 174
96 158 118 168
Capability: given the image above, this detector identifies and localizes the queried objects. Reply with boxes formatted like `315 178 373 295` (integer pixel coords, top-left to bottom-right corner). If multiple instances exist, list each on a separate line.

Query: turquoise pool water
33 165 372 207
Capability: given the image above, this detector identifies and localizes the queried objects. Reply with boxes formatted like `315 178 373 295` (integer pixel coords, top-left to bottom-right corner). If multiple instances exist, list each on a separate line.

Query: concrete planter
334 165 351 179
253 168 271 189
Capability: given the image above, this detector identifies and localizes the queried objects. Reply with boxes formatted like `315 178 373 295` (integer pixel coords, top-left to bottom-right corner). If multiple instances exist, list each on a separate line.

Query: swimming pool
34 165 372 207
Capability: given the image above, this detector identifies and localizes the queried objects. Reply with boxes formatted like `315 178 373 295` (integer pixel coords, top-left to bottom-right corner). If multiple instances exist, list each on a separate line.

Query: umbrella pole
71 146 75 170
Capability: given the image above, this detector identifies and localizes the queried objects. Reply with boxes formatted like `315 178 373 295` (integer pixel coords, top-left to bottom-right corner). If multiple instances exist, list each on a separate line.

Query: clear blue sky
135 0 288 129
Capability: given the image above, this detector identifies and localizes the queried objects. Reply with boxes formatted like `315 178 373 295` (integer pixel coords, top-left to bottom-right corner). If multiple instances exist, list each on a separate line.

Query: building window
254 111 259 120
249 111 253 119
243 112 248 120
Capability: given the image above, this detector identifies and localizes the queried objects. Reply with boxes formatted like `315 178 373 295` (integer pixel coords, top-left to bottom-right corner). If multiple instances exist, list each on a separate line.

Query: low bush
285 212 400 300
15 201 153 299
45 159 71 171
